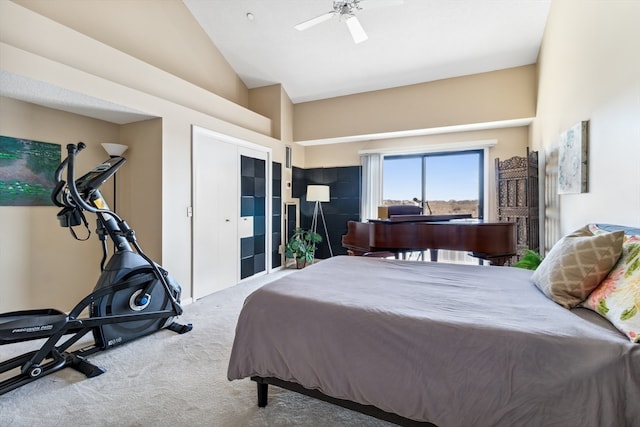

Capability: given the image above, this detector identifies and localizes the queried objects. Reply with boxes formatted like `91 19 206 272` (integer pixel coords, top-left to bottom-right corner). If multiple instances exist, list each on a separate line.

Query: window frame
359 139 496 221
384 149 485 219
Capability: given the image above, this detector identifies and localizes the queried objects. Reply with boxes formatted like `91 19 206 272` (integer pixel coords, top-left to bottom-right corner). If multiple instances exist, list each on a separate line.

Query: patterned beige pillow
531 226 624 308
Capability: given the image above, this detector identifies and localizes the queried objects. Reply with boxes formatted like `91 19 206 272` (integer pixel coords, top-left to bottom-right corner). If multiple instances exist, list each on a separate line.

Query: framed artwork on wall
0 135 61 206
558 120 589 195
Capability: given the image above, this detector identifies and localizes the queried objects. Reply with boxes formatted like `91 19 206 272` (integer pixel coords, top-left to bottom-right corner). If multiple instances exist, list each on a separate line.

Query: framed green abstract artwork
0 136 61 206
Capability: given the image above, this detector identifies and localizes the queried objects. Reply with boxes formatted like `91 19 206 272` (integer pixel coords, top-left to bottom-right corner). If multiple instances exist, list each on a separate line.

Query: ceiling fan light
345 16 368 43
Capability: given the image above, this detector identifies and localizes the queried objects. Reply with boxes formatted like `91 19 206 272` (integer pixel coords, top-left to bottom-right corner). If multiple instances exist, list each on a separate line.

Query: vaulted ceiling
0 0 551 126
184 0 551 103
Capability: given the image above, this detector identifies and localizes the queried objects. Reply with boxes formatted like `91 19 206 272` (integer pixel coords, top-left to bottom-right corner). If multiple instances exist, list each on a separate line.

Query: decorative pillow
531 225 624 309
583 225 640 343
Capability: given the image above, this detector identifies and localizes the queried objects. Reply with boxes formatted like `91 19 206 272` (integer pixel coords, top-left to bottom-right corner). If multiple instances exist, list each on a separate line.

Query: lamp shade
101 143 128 157
306 185 330 202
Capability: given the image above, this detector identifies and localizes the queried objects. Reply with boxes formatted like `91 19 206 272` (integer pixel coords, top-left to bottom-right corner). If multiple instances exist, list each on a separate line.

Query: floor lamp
101 143 128 213
306 185 333 257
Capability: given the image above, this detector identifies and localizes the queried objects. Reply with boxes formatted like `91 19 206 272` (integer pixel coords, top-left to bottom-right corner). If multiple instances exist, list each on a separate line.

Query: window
383 150 483 218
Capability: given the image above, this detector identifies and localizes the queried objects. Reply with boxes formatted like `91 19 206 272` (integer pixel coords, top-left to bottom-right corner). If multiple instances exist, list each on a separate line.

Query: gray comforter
228 256 640 427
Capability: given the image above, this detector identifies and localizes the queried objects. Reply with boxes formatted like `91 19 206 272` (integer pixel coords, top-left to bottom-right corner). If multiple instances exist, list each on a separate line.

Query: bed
227 226 640 427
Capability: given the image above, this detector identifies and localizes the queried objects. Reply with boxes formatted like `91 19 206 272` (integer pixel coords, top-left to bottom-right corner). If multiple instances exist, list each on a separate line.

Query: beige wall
304 127 529 169
248 84 300 201
531 0 640 248
249 85 283 139
0 2 284 311
294 66 536 221
294 65 536 142
12 0 249 107
118 119 163 262
305 126 530 220
0 2 271 137
0 97 121 312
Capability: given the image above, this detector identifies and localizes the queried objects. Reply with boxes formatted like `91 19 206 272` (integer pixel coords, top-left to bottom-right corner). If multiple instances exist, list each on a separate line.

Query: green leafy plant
512 249 543 270
285 227 322 268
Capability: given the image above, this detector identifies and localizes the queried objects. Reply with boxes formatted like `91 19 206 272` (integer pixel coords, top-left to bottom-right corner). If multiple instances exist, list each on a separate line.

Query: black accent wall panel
292 165 361 259
240 156 266 279
272 162 282 268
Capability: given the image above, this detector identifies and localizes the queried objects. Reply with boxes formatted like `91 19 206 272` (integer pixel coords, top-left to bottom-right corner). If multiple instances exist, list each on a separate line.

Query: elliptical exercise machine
0 143 191 396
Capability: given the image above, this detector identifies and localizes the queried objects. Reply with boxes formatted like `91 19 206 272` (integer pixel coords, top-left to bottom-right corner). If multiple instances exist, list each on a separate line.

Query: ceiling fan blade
359 0 404 10
345 16 368 44
294 11 335 31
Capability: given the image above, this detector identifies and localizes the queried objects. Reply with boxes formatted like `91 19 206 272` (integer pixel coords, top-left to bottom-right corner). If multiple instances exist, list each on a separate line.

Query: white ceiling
184 0 551 103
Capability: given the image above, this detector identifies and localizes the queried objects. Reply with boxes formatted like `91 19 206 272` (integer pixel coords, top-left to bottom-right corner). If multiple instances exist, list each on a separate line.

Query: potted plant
285 227 322 268
512 249 543 270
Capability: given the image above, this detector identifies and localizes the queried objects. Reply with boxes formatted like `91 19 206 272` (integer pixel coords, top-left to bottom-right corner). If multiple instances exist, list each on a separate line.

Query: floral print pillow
583 224 640 343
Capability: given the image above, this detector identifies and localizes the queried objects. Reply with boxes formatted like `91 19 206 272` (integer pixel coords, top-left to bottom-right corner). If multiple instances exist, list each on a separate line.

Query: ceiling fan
294 0 404 44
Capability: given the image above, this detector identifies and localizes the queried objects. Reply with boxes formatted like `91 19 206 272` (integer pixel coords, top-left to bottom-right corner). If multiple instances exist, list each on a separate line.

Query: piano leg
470 253 513 266
487 256 511 266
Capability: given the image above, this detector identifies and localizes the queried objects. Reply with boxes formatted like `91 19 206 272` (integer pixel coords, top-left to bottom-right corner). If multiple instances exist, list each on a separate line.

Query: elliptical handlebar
50 142 83 208
65 143 117 217
53 142 131 252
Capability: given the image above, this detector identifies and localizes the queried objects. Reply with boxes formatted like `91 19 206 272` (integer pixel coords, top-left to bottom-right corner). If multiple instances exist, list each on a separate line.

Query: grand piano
341 214 516 266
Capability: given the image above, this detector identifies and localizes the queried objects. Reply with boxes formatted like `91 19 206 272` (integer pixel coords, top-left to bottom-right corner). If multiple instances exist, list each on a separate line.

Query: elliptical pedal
166 322 193 334
65 352 106 378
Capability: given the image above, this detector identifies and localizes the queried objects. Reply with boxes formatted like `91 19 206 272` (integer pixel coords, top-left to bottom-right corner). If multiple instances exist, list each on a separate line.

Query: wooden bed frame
251 376 436 426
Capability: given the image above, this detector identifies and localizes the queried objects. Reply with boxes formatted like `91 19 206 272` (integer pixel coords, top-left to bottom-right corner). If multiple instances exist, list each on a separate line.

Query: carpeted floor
0 270 393 427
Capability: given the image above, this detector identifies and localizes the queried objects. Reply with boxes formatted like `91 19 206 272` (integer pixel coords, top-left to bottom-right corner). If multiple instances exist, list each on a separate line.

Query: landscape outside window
383 151 482 218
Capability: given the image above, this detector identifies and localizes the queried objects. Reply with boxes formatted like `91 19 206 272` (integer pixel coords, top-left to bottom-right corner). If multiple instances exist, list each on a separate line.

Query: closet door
192 135 238 299
192 127 271 299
